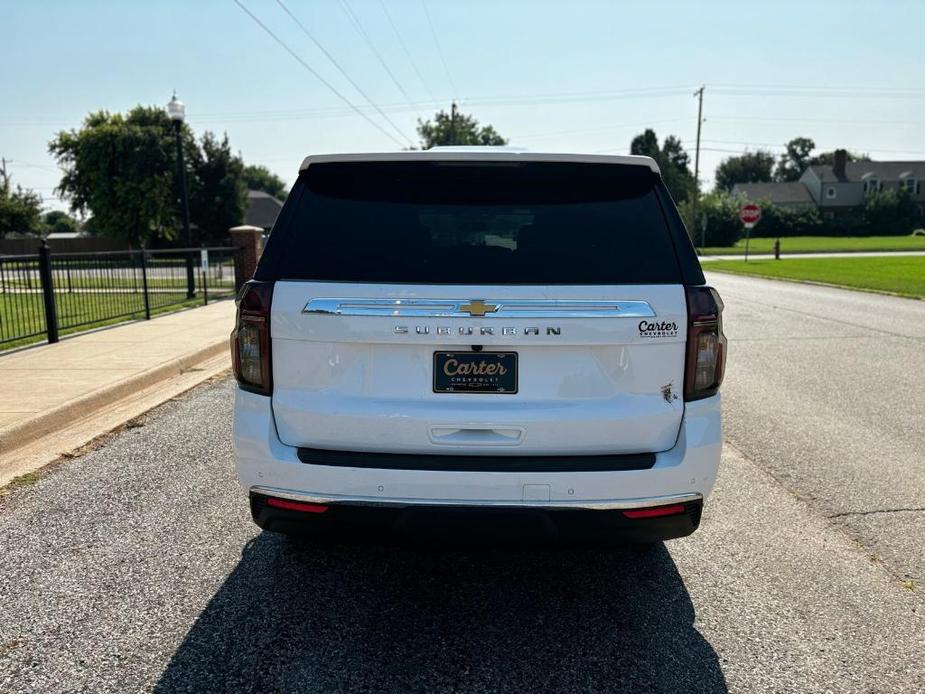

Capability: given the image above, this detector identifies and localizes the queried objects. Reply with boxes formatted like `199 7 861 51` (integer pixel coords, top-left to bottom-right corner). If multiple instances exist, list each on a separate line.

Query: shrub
678 191 744 247
749 202 822 237
862 188 920 235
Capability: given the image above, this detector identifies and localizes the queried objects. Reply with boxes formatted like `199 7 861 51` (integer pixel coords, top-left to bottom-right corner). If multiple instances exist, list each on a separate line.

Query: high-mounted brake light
683 286 727 401
231 280 274 395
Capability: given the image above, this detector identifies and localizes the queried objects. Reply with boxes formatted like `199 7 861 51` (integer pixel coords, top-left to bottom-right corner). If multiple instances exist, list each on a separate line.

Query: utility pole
692 86 705 249
450 101 458 145
693 86 704 192
0 157 8 188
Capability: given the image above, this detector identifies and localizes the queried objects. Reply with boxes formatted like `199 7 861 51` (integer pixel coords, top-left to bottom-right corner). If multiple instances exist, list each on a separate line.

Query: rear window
259 161 687 285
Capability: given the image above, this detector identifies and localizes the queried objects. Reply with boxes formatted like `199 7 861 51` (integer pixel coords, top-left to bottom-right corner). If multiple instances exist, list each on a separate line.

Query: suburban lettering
395 325 561 337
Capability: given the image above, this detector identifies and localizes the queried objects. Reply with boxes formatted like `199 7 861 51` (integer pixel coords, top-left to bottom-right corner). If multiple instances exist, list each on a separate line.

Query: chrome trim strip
251 486 701 511
303 298 655 319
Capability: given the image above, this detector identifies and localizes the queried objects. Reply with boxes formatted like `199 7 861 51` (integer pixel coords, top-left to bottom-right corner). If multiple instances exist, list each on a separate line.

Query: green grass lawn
703 256 925 299
0 290 231 351
701 234 925 256
3 265 237 291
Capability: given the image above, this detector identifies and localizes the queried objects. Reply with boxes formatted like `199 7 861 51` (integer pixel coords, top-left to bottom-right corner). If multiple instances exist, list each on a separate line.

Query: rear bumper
233 388 722 539
249 491 703 543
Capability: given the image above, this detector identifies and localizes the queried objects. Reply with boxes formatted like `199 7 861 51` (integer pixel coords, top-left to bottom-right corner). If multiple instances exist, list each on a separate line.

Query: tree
243 164 288 200
713 150 775 191
630 129 660 159
775 137 816 182
0 169 43 236
49 107 184 246
417 107 507 149
189 133 246 244
50 106 248 246
661 135 691 172
809 149 870 166
630 129 696 202
41 210 80 236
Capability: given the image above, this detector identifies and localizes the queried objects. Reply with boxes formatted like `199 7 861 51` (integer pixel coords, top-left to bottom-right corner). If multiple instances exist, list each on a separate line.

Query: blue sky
3 0 924 211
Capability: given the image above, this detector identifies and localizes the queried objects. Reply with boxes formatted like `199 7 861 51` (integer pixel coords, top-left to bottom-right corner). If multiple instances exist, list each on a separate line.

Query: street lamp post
166 92 195 299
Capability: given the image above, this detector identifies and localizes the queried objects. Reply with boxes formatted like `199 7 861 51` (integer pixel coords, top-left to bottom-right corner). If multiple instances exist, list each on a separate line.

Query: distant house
800 151 924 219
244 190 284 232
731 181 815 210
732 150 925 219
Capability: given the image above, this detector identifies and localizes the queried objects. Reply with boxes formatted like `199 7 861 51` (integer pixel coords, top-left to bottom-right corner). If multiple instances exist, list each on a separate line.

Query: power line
470 86 694 108
709 115 925 126
14 81 925 129
421 0 457 101
709 87 925 100
182 87 696 125
169 85 699 121
700 140 925 156
6 159 58 173
378 0 436 105
338 0 421 120
709 82 925 95
512 117 690 142
231 0 405 148
274 0 414 146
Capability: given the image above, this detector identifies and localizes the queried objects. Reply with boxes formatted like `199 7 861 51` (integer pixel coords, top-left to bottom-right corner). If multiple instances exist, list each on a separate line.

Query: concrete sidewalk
0 300 235 465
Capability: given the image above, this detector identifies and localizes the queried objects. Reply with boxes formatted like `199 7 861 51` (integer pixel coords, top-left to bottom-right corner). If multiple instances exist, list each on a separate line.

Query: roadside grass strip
702 256 925 299
701 234 925 256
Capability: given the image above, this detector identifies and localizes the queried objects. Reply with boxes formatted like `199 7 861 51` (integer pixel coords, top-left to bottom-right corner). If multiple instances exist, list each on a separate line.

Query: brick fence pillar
230 225 264 290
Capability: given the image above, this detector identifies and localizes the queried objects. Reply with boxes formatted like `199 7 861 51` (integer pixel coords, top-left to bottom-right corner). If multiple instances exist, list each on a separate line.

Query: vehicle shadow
155 533 727 693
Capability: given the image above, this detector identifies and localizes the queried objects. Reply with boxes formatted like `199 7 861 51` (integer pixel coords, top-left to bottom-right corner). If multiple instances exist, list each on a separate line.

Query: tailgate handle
428 426 524 446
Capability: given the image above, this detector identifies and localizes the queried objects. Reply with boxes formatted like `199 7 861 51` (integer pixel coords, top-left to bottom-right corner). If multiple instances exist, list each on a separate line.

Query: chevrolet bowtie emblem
459 300 499 317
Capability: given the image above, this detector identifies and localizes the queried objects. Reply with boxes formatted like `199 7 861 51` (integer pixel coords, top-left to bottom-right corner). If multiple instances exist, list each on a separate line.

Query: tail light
684 286 727 401
232 280 274 395
623 504 686 519
266 497 329 514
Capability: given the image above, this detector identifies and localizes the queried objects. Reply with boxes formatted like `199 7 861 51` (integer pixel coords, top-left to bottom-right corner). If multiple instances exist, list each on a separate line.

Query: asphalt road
706 271 925 584
1 375 923 692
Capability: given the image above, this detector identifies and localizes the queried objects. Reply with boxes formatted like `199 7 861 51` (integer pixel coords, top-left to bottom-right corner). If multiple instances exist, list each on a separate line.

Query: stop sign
739 203 762 226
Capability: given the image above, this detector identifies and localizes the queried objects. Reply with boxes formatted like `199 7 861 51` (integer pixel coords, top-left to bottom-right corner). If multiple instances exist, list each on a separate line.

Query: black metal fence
0 244 242 349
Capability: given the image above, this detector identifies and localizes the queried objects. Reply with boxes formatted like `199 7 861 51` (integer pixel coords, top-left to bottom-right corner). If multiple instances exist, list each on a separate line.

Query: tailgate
270 282 687 455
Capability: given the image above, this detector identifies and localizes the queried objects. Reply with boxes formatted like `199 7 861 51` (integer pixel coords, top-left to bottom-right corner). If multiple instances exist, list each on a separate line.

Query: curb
0 338 229 456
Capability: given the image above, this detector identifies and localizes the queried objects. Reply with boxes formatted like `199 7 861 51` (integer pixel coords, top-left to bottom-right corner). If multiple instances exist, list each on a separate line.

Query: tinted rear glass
260 161 684 284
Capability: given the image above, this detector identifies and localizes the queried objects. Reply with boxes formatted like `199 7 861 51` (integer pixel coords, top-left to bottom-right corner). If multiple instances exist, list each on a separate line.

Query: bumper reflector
622 504 686 519
266 497 330 514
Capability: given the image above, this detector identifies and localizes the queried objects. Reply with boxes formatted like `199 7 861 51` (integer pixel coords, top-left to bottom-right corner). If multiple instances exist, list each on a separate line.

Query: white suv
232 149 725 543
